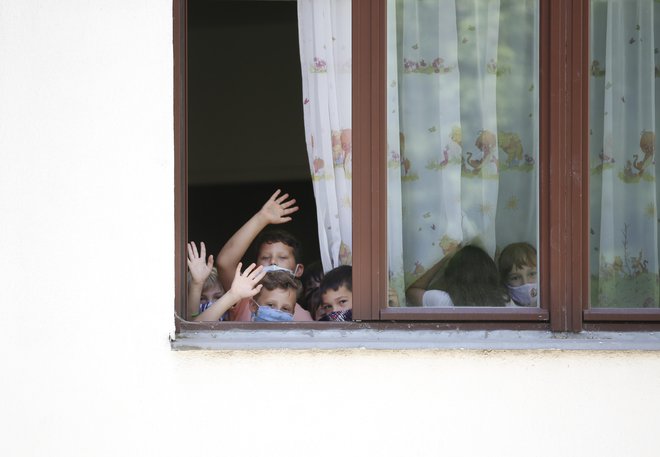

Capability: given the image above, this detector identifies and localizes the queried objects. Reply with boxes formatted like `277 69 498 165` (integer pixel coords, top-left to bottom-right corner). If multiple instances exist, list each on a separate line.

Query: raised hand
258 189 299 225
187 241 213 285
228 262 266 300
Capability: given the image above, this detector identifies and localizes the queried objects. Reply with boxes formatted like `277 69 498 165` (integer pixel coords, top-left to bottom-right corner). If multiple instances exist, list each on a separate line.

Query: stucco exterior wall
1 2 660 456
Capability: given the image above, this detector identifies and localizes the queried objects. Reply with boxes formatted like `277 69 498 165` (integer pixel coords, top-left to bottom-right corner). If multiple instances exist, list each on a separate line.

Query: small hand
259 189 299 225
228 262 266 300
187 241 213 284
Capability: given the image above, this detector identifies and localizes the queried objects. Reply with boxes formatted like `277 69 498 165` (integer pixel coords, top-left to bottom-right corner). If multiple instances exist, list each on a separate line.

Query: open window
174 0 660 334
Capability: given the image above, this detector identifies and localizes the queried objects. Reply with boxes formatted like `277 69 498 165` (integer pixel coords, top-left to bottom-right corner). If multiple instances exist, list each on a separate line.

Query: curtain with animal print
387 0 540 306
589 0 660 308
298 0 353 273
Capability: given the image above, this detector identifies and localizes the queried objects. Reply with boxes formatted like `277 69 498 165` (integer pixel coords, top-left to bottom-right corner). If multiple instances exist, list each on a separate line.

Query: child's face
257 242 302 277
319 285 352 318
201 283 224 305
252 287 297 315
506 264 537 287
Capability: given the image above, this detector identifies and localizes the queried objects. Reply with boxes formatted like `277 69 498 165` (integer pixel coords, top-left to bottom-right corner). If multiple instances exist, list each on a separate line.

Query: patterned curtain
590 0 660 308
387 0 540 305
298 0 352 272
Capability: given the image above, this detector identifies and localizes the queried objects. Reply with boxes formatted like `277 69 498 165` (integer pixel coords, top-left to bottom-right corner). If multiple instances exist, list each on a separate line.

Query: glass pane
386 0 540 308
589 0 660 308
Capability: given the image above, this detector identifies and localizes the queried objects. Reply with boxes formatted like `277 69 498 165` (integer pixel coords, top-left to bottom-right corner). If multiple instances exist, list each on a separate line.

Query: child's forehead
258 241 294 255
322 284 351 299
257 287 297 303
510 263 536 273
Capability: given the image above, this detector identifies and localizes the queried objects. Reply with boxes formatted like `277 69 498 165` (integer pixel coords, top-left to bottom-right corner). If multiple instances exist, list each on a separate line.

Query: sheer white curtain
387 0 539 305
297 0 352 272
590 0 660 308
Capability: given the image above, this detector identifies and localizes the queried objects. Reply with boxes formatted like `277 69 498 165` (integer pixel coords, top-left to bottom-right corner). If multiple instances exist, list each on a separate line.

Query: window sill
170 327 660 351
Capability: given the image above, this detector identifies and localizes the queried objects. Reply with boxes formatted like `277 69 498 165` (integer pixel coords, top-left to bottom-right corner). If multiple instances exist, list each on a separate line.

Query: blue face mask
251 304 294 322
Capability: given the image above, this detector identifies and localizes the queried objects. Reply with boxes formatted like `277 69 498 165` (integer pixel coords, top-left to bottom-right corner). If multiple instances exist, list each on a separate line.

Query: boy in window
216 190 313 321
317 265 352 321
249 271 301 322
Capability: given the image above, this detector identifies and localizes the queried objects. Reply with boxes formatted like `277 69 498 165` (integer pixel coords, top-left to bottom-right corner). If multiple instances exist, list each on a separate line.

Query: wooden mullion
174 0 188 322
352 0 376 320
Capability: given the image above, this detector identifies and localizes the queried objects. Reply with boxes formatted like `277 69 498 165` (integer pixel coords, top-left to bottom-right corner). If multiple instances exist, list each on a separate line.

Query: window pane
589 0 660 309
386 0 540 308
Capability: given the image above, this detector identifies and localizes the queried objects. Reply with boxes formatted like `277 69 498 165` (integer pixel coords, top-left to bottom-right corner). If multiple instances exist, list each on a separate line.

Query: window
174 0 660 335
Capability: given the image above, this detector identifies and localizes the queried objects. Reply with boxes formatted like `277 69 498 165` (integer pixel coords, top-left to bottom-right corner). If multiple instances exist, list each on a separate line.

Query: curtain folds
387 0 539 306
589 0 660 308
297 0 352 273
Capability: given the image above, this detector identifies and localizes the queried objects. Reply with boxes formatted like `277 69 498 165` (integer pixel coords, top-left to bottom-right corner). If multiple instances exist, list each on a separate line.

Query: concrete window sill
171 329 660 351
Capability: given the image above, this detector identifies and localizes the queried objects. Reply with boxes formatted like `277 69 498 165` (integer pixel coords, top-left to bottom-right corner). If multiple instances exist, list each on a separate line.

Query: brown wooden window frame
174 0 660 335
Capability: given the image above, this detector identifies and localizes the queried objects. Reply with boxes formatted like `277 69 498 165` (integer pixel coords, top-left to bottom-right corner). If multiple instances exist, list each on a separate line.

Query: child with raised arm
498 242 538 307
186 241 223 320
216 190 313 321
194 262 266 322
188 241 266 321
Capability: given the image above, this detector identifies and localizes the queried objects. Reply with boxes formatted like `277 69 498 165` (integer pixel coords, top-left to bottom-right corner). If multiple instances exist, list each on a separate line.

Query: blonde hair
187 266 220 292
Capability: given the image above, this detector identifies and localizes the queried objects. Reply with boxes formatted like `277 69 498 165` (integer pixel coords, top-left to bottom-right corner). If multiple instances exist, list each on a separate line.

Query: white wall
1 2 660 456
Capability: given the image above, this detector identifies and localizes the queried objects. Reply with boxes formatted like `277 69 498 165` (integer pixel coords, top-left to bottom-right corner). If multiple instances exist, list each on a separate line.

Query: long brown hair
439 245 509 306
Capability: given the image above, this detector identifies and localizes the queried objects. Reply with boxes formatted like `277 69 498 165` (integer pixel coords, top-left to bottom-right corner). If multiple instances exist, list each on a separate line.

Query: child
249 270 301 322
187 241 266 321
317 265 352 321
300 260 324 312
186 241 223 320
406 245 510 307
498 242 538 307
216 190 313 321
195 262 267 322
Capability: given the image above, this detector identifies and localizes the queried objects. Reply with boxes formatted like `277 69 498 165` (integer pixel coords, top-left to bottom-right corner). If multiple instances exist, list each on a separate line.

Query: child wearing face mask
216 190 313 321
498 242 538 307
249 270 302 322
189 254 266 322
187 241 225 320
317 265 353 321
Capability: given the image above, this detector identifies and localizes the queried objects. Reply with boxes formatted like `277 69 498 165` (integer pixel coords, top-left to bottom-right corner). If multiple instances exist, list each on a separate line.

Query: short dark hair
300 260 324 311
253 229 302 264
319 265 352 297
256 270 302 299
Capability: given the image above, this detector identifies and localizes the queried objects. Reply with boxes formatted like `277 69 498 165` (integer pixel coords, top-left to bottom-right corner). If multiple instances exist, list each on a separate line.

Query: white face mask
508 282 538 306
261 264 301 277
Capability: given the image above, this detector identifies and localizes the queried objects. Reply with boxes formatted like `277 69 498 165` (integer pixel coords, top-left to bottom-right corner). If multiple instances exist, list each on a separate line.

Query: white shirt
422 290 454 307
422 289 520 307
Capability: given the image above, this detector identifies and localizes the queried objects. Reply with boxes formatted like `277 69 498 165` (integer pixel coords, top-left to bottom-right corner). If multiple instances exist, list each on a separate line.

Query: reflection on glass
589 1 660 308
386 0 539 308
